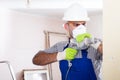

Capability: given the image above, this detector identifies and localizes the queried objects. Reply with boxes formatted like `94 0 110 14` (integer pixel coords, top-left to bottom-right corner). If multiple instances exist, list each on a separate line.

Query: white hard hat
62 3 90 21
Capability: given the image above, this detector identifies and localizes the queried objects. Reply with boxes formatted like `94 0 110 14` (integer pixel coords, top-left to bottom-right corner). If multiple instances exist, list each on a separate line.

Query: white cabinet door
49 32 67 80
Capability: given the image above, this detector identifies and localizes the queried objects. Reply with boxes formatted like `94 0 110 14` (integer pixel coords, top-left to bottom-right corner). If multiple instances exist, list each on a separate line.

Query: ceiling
0 0 102 9
12 8 102 19
0 0 103 18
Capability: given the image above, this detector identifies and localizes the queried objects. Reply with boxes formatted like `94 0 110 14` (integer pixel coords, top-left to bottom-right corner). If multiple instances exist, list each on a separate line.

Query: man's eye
82 23 86 25
75 24 80 26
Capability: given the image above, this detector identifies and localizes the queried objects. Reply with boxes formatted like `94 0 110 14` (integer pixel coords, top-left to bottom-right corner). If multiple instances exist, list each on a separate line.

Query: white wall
87 12 103 39
103 0 120 79
0 9 65 80
0 9 11 60
0 9 102 80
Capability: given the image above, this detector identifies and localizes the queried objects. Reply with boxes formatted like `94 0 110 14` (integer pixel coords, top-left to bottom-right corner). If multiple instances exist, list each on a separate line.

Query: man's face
67 21 86 31
65 21 86 38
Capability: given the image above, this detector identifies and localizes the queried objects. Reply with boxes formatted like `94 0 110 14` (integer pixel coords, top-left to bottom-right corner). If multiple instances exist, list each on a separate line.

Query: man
32 3 103 80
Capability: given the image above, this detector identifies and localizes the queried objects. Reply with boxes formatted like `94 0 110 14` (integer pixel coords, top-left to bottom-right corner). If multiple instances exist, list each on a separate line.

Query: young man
32 3 103 80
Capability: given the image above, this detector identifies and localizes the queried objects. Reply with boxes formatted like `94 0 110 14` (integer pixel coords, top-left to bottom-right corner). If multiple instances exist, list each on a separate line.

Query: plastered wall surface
103 0 120 80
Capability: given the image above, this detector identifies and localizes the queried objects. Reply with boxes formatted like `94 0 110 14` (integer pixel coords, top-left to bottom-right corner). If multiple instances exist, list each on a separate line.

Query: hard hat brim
62 17 90 21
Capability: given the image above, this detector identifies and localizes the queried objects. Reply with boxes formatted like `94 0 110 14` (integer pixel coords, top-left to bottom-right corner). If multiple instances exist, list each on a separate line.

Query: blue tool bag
59 49 97 80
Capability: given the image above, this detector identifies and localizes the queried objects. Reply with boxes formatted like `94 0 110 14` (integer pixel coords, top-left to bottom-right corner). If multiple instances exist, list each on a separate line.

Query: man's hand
83 37 103 54
65 48 78 60
75 33 91 43
91 41 103 54
57 48 78 61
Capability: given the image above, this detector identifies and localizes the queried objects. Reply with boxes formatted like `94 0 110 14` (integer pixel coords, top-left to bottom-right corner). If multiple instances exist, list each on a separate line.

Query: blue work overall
59 49 97 80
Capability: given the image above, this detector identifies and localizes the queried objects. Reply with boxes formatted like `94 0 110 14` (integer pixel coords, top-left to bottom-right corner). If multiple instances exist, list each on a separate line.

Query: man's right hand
57 48 78 61
75 33 91 43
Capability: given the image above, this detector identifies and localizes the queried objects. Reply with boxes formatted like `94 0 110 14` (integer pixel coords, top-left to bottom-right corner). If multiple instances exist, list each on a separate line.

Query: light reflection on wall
0 8 11 59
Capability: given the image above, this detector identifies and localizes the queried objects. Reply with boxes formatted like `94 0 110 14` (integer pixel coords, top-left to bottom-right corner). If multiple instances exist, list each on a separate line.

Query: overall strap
63 38 70 50
81 49 88 58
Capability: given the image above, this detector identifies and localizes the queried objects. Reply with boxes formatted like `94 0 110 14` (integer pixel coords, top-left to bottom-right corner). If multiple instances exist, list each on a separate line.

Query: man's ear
63 23 69 31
